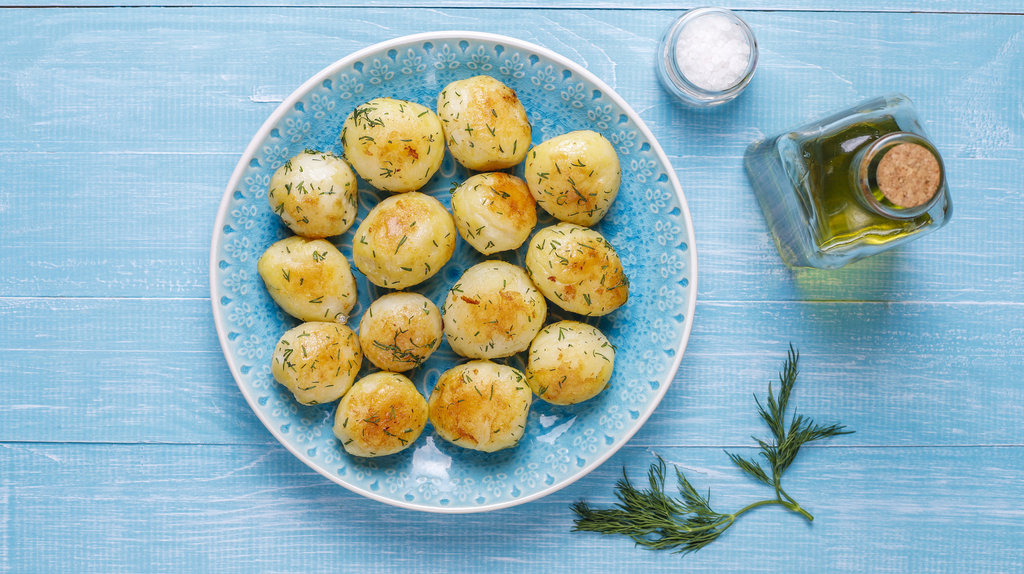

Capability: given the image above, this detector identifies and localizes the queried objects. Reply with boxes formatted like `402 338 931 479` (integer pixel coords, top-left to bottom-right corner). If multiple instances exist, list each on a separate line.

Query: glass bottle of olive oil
744 94 952 269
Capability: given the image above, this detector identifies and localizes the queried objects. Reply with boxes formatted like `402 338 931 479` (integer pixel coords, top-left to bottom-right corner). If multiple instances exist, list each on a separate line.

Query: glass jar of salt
657 7 758 107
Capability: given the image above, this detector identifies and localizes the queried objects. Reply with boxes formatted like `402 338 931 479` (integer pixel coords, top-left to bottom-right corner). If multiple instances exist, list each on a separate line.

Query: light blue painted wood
6 1 1024 13
2 9 1020 158
0 153 228 298
2 443 1023 572
2 3 1023 573
1 10 1021 302
2 297 1022 448
3 154 1021 303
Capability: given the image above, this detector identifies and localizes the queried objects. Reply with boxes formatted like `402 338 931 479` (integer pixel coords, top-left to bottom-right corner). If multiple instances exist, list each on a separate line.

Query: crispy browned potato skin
525 223 629 316
271 322 362 406
428 361 532 452
351 191 456 289
451 172 537 255
333 372 428 457
257 236 358 322
442 261 546 359
267 150 358 239
358 292 442 372
526 320 615 405
340 98 444 193
524 130 621 226
437 75 532 171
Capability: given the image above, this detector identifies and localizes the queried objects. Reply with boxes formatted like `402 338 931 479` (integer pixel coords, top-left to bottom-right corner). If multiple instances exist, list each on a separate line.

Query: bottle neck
850 132 945 220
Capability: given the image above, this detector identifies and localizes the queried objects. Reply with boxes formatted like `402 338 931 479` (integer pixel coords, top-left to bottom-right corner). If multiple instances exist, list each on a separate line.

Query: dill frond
571 345 853 555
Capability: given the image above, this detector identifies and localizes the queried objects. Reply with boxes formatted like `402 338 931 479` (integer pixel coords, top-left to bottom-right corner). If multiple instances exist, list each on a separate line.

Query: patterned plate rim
209 30 698 513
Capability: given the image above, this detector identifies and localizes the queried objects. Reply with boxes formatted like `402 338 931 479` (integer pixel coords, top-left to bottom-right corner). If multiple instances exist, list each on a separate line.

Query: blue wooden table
2 2 1022 572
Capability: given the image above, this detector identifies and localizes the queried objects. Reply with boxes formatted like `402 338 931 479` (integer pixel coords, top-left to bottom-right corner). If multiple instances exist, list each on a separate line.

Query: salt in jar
657 7 758 107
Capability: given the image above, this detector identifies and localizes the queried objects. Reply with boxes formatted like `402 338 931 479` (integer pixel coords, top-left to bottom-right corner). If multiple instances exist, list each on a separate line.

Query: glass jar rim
660 7 759 101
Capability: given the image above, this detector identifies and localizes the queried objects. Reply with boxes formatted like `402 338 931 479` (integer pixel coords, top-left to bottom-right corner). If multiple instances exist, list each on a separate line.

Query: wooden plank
3 10 1021 155
0 297 269 444
4 2 1023 14
3 297 1021 446
3 442 1022 572
1 10 1020 302
668 154 1023 304
0 153 229 299
2 152 1019 302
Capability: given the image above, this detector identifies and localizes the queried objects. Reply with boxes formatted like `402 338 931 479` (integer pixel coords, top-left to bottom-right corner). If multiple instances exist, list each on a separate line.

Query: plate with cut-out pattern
211 31 696 512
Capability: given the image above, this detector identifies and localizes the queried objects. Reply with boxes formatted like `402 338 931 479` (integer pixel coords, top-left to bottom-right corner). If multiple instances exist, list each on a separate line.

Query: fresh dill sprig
571 345 852 555
727 346 853 507
571 457 736 554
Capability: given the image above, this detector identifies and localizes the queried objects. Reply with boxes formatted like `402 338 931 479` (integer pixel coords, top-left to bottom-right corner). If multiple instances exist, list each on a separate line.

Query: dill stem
731 498 814 523
732 498 788 518
788 502 814 523
679 516 734 534
776 486 814 522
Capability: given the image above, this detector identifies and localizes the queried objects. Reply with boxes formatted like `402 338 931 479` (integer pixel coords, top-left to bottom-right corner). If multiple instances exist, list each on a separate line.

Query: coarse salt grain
673 12 751 92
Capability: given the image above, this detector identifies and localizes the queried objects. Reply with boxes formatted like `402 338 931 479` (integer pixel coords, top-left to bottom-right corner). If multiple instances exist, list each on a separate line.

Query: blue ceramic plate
211 31 697 513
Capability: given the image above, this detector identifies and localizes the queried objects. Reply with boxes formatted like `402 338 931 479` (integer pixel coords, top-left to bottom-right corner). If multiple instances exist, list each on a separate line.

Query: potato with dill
351 191 456 289
428 360 532 452
271 322 362 406
333 372 428 457
257 236 358 322
524 130 621 226
525 222 629 316
358 292 442 372
450 172 537 255
436 75 531 171
526 320 615 405
340 98 444 193
442 261 547 359
267 150 358 238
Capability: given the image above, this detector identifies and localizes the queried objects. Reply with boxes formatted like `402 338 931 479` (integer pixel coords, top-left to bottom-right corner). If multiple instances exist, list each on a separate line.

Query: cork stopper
875 143 941 208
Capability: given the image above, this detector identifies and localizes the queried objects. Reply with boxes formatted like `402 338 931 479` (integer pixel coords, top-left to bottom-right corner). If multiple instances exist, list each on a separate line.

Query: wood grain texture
2 4 1023 573
2 297 1022 447
1 9 1021 301
3 443 1023 573
5 1 1024 13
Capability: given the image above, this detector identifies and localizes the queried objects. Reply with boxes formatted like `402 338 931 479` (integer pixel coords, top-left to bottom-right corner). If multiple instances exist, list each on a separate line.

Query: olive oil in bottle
744 94 952 269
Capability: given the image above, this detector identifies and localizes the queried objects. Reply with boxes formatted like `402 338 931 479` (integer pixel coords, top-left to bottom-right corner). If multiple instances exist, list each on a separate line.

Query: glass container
657 7 759 107
744 93 952 269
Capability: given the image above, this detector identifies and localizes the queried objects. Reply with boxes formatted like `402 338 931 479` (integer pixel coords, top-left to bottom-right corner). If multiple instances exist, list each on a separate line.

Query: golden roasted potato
271 322 362 405
340 98 444 192
257 236 357 322
358 292 442 372
267 150 358 238
524 223 629 316
526 320 615 405
436 75 531 171
351 192 456 289
524 130 621 226
428 360 532 452
442 261 547 359
333 372 428 457
450 172 537 255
